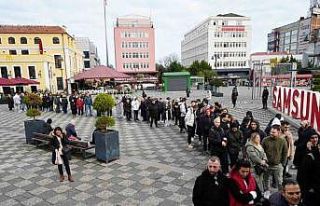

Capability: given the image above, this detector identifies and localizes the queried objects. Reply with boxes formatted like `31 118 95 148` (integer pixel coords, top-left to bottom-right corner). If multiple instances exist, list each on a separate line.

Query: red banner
272 86 320 132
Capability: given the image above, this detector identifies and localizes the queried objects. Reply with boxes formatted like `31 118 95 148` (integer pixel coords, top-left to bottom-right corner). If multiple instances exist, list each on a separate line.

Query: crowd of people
118 90 319 206
4 89 320 205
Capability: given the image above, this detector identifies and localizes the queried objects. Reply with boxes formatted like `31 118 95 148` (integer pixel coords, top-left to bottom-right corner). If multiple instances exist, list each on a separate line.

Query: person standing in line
280 121 294 178
227 122 244 168
131 97 140 121
84 93 93 117
185 101 196 149
51 127 74 182
7 94 14 111
13 92 21 112
268 179 305 206
245 132 268 192
179 98 187 133
231 85 238 108
228 159 262 206
193 156 229 206
262 87 269 109
76 95 84 115
209 117 229 174
262 125 288 193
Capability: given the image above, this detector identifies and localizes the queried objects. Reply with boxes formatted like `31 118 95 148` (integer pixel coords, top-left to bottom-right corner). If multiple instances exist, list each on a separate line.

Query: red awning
8 78 40 85
0 78 13 86
74 66 130 81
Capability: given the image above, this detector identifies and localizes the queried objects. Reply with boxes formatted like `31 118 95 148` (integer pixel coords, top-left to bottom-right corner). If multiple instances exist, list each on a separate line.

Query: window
21 50 29 55
52 37 60 44
83 51 90 59
20 37 27 44
34 37 41 44
84 61 90 68
28 66 36 79
9 50 17 55
14 66 21 78
56 77 64 90
1 67 8 78
8 37 15 44
54 55 62 68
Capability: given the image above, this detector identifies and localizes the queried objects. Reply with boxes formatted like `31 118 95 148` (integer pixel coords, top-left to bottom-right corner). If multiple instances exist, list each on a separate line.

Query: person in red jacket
76 95 84 115
228 159 262 206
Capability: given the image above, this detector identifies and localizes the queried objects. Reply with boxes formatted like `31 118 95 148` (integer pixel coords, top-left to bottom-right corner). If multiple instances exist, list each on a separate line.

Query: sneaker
188 144 193 149
191 137 194 142
263 190 271 199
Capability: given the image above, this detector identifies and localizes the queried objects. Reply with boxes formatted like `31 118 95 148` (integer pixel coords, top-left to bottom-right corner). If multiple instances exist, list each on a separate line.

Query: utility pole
103 0 109 66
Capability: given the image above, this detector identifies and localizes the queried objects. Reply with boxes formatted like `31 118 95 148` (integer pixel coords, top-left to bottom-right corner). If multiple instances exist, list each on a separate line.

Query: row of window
1 66 36 79
213 52 247 58
122 52 149 59
214 42 247 48
122 62 150 69
0 37 60 45
214 32 247 38
214 61 247 67
121 41 149 48
121 31 149 38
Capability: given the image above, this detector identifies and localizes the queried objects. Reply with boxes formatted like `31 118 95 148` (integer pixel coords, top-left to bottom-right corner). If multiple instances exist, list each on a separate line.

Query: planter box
24 119 46 144
94 130 120 163
212 92 224 97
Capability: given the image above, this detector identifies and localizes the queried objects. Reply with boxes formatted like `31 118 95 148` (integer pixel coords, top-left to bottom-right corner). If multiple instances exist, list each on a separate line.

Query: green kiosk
162 72 191 92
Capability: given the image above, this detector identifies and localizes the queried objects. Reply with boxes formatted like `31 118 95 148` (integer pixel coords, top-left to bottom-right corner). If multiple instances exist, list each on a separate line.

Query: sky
0 0 310 66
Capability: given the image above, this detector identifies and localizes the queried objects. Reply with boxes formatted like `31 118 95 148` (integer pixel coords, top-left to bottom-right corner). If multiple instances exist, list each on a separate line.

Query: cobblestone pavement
0 87 299 205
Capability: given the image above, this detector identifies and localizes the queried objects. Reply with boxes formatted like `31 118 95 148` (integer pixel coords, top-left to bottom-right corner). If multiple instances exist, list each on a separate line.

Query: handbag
62 146 71 155
254 164 268 175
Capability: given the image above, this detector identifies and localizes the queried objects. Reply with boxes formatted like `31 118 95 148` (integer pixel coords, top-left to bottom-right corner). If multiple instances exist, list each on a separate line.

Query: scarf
229 169 257 206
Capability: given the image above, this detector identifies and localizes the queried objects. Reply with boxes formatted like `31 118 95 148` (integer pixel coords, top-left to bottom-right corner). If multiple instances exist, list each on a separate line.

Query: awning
0 78 13 86
9 77 40 85
74 65 130 81
0 77 39 86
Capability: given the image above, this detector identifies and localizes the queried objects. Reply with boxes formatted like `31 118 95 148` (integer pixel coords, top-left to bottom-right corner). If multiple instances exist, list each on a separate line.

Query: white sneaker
264 190 271 199
191 137 194 142
188 144 193 149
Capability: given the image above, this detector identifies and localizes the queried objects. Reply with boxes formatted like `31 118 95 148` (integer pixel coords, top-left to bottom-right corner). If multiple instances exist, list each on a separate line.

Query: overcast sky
0 0 309 66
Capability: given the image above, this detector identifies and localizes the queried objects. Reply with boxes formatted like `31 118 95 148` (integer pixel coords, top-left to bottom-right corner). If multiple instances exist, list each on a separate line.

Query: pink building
114 15 156 78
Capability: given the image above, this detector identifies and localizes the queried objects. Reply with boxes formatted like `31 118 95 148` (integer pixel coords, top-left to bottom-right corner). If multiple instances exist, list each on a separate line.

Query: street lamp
103 0 109 66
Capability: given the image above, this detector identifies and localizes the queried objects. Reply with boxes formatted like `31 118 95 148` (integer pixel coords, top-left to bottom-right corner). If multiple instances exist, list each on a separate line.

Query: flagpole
103 0 109 67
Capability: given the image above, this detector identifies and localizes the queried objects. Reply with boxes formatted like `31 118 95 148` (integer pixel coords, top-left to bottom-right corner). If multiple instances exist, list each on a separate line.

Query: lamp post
103 0 109 66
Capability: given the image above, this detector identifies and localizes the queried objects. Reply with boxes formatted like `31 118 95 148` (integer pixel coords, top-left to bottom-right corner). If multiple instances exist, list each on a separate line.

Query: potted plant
92 93 119 163
24 93 46 144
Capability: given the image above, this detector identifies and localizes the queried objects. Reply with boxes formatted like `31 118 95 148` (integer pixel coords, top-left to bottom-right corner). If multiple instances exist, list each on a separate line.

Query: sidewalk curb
267 107 300 129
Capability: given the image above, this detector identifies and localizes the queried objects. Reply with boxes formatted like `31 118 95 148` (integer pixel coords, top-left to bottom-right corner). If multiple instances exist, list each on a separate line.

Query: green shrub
209 78 223 88
95 116 115 132
26 108 41 119
93 93 115 114
25 93 42 119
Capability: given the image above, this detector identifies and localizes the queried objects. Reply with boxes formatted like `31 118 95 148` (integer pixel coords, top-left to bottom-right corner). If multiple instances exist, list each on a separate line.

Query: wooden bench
32 132 95 159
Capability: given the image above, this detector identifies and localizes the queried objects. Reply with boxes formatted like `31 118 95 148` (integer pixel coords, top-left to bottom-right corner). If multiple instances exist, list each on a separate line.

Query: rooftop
0 25 67 34
217 13 245 18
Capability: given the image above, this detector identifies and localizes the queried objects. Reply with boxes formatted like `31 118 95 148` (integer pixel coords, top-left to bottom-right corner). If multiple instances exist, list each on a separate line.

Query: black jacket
193 170 229 206
51 134 69 164
209 126 227 154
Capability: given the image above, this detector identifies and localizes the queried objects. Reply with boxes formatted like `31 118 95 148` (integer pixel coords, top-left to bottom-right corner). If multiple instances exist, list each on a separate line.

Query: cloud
0 0 309 66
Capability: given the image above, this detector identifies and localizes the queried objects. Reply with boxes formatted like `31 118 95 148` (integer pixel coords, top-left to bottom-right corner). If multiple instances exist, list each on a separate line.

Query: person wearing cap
227 122 244 167
299 129 320 206
209 116 229 174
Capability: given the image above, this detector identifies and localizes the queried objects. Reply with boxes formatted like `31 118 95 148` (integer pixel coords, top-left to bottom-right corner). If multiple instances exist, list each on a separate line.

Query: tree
168 61 185 72
188 60 200 75
199 60 212 71
198 69 217 82
159 53 179 69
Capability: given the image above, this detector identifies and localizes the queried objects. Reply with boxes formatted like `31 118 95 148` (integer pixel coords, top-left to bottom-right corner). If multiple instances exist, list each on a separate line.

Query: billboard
272 86 320 132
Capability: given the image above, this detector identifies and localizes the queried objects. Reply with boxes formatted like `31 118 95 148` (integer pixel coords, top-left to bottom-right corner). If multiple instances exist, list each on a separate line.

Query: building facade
268 1 320 55
0 25 83 94
75 37 100 70
181 13 252 79
114 15 156 78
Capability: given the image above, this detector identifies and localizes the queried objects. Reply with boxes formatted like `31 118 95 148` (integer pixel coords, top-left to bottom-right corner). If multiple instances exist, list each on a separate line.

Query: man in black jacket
193 156 229 206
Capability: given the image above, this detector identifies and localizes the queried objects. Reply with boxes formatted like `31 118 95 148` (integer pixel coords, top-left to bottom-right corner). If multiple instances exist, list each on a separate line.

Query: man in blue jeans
84 93 93 116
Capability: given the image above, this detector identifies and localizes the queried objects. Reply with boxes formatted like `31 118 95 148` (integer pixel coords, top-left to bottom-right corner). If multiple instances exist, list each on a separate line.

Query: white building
181 13 251 79
75 37 100 70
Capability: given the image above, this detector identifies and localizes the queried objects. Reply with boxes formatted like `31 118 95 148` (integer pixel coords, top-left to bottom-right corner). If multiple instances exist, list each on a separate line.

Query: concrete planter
94 130 120 163
24 119 46 144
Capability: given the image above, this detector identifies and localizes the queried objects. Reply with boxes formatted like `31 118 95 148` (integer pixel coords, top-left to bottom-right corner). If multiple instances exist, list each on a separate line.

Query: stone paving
0 87 299 205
